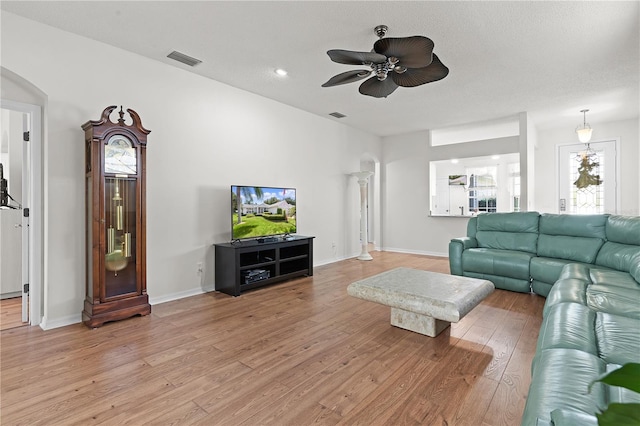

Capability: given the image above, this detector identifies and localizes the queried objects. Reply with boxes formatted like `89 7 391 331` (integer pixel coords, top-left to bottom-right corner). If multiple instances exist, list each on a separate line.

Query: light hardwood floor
0 251 545 425
0 297 25 331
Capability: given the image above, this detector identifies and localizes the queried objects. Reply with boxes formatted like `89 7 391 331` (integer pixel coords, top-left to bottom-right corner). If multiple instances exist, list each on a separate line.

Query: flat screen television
231 185 297 240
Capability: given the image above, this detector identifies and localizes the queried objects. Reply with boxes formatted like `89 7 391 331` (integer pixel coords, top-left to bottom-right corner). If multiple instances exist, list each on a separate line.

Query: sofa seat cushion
463 272 531 293
462 248 533 280
548 265 640 318
590 268 640 290
595 313 640 365
587 284 640 319
530 281 553 298
520 348 606 426
530 257 587 285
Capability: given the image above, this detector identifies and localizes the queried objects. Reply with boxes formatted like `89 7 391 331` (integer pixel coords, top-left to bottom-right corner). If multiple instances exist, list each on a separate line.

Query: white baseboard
37 249 446 331
39 286 216 330
313 255 353 267
40 313 82 330
380 247 448 258
149 285 214 305
0 291 22 300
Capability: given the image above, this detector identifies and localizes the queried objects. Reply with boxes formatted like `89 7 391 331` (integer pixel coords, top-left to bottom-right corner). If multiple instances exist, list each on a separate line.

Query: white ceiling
2 1 639 136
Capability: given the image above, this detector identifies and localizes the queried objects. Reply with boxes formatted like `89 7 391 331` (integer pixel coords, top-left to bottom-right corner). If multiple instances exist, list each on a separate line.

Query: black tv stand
214 236 314 296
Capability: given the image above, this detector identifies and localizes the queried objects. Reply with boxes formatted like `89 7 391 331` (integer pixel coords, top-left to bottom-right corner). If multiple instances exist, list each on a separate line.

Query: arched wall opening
1 66 47 327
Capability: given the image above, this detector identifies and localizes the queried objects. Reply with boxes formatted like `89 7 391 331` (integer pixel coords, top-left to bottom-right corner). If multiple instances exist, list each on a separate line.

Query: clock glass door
104 134 138 299
104 177 137 298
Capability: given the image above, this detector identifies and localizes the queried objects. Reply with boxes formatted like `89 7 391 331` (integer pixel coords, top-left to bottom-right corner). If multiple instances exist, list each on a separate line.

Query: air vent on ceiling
167 51 202 67
329 112 346 119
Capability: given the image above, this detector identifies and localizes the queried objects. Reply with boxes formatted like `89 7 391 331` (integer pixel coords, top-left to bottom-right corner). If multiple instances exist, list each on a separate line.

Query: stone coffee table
347 267 494 337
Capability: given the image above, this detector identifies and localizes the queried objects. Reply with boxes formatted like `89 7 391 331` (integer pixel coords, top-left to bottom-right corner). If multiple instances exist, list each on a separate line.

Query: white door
558 140 617 214
21 112 30 322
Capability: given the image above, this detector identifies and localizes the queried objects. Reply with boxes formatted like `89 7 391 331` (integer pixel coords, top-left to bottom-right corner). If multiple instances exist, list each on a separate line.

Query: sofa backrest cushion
537 214 607 263
596 242 640 274
595 215 640 274
605 215 640 245
475 212 539 253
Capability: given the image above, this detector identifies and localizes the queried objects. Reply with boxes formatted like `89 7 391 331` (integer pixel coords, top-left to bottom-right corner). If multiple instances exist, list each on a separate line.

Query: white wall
382 129 524 255
381 131 472 256
535 117 639 215
1 12 380 328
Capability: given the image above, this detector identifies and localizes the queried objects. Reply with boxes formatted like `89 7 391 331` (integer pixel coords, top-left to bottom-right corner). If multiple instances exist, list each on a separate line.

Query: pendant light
576 109 593 143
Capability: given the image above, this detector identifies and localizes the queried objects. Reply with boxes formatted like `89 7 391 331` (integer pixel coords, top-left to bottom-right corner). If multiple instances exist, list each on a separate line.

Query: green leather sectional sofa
448 212 640 425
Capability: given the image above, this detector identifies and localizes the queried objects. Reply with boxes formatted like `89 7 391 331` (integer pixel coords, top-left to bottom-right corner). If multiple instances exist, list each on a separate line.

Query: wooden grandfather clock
81 106 151 328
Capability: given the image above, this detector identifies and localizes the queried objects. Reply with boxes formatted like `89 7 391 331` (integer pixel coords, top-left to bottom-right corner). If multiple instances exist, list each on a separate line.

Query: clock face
105 135 137 174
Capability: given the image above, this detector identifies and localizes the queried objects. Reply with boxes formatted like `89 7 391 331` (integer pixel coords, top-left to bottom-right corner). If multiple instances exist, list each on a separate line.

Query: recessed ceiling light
451 159 459 164
275 68 288 76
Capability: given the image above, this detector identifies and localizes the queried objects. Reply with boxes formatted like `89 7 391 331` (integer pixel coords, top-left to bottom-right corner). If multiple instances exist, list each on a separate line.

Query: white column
351 171 373 261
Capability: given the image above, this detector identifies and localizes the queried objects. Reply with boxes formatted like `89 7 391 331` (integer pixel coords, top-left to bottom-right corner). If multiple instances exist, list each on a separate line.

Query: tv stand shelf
214 236 314 296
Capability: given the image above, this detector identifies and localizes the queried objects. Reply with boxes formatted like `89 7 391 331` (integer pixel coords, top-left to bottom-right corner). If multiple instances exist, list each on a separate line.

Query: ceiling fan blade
358 76 399 98
322 70 372 87
327 49 386 65
391 54 449 87
373 36 434 68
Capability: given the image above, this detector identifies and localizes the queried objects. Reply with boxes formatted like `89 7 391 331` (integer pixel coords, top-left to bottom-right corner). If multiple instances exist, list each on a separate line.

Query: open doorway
1 98 42 329
1 107 29 329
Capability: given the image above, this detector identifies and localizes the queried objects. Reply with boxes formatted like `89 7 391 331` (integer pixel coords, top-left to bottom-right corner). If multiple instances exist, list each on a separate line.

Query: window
468 168 497 214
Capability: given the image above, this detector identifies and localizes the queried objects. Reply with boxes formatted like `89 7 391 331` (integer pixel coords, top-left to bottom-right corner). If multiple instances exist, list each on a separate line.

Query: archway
1 67 46 327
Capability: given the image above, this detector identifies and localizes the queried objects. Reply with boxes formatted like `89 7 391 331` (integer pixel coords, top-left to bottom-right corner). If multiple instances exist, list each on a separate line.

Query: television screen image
231 186 297 240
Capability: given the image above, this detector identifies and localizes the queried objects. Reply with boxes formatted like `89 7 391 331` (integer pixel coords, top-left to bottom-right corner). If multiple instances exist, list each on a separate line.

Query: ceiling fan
322 25 449 98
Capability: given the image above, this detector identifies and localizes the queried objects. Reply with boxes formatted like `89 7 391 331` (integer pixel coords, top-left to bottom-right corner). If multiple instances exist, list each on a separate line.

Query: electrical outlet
197 262 203 276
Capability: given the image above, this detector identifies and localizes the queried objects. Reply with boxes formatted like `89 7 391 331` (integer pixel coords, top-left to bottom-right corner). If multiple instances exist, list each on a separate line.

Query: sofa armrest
449 237 477 275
